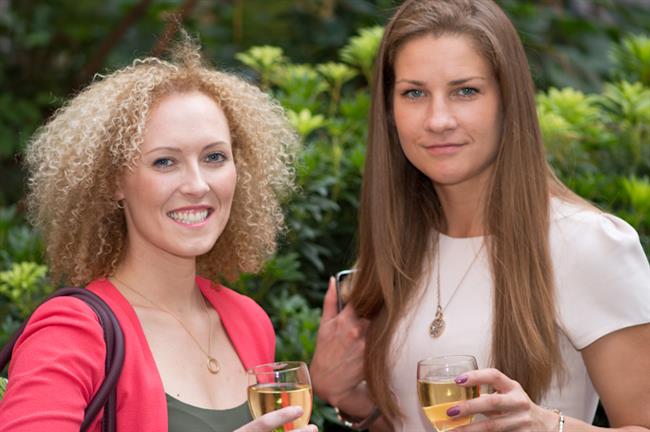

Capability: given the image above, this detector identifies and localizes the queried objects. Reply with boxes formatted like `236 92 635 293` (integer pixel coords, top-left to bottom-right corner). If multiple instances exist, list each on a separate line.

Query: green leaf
0 377 7 399
316 62 357 87
610 34 650 86
235 46 287 89
621 176 650 226
287 109 326 137
0 262 50 317
340 26 384 84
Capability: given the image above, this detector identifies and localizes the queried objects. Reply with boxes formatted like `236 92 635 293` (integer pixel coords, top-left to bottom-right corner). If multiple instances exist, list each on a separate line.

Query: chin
169 238 220 258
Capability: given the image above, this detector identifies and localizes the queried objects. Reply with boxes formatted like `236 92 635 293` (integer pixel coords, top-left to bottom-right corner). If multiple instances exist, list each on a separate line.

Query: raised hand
310 276 369 406
444 368 559 431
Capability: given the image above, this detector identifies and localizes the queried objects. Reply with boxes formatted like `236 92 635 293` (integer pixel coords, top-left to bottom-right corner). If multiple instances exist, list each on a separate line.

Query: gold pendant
429 306 445 338
207 356 220 374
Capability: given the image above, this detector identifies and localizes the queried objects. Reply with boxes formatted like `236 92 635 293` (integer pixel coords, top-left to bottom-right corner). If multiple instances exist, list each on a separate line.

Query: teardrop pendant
429 306 446 338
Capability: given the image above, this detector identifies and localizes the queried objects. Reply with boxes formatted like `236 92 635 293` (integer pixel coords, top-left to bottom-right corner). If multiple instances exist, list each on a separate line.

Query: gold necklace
111 275 220 374
429 236 484 338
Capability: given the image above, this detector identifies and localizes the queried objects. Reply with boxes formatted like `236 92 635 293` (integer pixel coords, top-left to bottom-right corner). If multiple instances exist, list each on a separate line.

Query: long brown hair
349 0 569 420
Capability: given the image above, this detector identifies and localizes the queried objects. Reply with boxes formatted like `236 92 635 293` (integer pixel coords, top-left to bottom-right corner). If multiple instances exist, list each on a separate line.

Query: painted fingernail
447 406 460 417
455 375 468 384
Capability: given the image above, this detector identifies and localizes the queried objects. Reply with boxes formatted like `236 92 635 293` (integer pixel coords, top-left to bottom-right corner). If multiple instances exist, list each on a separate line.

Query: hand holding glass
247 361 313 431
417 355 479 432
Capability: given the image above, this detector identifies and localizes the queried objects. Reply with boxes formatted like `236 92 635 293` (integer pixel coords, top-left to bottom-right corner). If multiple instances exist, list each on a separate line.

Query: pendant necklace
429 236 484 338
112 275 220 374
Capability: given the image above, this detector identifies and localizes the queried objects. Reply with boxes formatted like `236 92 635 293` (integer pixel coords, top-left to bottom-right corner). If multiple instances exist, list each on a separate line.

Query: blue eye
153 158 174 168
205 152 226 163
457 87 479 97
402 89 425 99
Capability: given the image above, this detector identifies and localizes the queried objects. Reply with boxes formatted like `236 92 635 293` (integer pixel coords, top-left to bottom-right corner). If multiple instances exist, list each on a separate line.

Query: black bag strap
0 287 125 432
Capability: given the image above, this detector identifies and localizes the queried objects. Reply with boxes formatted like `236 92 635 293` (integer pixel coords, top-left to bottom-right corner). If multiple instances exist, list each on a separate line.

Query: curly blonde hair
25 40 299 286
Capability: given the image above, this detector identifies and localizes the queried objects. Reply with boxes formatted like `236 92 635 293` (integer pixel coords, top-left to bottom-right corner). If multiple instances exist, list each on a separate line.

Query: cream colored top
389 199 650 431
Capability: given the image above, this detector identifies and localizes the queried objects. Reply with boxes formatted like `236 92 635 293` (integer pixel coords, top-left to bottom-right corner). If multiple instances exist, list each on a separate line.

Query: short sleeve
0 296 106 431
551 207 650 350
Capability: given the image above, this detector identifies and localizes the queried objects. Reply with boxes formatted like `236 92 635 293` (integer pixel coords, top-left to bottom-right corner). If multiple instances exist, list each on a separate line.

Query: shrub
0 26 648 429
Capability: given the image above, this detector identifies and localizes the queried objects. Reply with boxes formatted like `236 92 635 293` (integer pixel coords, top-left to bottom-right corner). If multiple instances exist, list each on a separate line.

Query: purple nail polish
447 406 460 417
455 375 468 384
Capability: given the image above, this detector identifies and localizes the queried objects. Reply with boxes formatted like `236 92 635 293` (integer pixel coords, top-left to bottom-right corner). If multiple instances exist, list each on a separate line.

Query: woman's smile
116 91 237 259
167 206 214 227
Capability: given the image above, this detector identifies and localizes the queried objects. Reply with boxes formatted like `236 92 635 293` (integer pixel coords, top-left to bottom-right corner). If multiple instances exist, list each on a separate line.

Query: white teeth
168 209 209 224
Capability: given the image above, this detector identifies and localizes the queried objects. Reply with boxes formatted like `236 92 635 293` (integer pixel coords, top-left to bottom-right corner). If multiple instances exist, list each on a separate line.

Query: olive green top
166 393 253 432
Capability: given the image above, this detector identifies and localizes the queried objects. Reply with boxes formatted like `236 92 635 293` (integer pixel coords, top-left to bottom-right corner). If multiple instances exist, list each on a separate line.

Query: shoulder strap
0 287 125 432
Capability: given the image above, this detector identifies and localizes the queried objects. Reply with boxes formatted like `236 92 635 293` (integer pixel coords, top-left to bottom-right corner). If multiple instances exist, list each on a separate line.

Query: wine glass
417 355 480 432
247 361 313 430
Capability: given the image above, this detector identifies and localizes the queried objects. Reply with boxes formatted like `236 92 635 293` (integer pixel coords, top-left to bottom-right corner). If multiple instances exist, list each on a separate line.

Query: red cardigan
0 277 275 431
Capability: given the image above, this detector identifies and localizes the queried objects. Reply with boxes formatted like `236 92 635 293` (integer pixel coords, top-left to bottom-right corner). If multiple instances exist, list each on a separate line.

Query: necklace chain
111 275 220 374
430 236 484 338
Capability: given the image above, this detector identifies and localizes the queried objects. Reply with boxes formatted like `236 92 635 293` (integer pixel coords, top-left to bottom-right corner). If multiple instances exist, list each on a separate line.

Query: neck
434 180 487 238
113 241 203 314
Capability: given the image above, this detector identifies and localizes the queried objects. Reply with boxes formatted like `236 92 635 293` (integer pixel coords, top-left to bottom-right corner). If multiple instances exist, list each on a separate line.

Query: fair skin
312 34 650 431
311 278 390 431
392 34 502 237
114 90 316 432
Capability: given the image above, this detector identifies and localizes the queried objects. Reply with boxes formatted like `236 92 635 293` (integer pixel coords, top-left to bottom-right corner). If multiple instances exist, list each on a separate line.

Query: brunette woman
310 1 650 431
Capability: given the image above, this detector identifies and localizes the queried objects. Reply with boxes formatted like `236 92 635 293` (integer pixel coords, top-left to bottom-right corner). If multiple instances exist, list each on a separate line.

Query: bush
0 27 648 430
538 36 650 251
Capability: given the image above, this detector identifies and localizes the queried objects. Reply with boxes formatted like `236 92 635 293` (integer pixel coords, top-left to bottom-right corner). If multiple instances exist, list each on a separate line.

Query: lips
425 142 463 148
424 142 465 155
167 207 213 225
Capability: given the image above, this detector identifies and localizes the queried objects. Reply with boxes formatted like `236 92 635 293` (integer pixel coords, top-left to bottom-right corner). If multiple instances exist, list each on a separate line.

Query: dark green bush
0 17 648 429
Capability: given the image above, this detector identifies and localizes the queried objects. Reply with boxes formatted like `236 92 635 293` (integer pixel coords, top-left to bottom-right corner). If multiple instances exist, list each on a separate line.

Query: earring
116 200 126 209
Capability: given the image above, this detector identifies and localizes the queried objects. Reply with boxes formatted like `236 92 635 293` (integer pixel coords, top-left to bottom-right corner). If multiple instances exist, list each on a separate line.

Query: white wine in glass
247 361 312 430
417 355 479 432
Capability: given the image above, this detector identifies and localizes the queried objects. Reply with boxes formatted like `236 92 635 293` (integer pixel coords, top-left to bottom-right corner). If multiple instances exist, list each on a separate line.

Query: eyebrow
395 76 487 86
449 76 487 85
144 141 229 156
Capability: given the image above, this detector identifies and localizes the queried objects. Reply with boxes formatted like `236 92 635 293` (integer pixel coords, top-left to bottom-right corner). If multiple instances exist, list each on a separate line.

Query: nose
179 163 210 197
425 96 458 133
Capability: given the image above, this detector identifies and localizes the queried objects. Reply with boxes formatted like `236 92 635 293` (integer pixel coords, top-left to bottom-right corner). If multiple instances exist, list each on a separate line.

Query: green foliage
272 289 321 362
339 26 384 84
597 81 650 174
316 62 358 116
2 4 650 427
0 262 51 318
272 64 329 112
610 35 650 86
235 46 287 90
0 207 47 349
537 88 600 175
0 206 43 272
538 76 650 253
0 377 6 399
498 1 650 92
621 177 650 230
288 109 327 138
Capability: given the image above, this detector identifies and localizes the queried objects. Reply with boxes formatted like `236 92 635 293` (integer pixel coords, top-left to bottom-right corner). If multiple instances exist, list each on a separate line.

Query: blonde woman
310 0 650 431
0 39 316 432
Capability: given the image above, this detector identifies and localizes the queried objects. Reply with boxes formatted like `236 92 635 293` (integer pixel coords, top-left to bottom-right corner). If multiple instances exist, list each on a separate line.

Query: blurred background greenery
0 0 649 429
